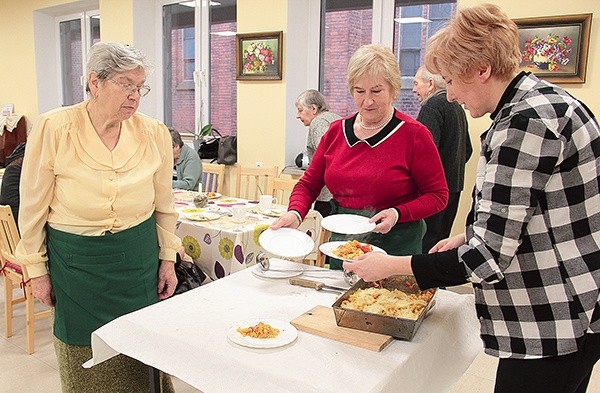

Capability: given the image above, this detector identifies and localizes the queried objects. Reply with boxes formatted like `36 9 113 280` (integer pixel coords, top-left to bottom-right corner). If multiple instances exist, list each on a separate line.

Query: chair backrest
0 205 19 255
235 165 279 200
202 163 226 193
270 177 299 206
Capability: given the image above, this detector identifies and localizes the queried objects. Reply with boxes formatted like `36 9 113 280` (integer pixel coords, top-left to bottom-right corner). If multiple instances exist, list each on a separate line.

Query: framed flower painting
514 13 591 84
236 31 283 80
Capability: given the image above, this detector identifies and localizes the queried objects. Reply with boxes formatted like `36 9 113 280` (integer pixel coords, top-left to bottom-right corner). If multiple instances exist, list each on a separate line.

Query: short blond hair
347 44 401 96
425 4 520 82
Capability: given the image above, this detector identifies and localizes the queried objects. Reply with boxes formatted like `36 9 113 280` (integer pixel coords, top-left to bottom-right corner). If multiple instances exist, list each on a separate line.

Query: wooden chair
0 205 52 354
202 162 226 193
235 165 279 200
270 177 299 206
314 227 331 267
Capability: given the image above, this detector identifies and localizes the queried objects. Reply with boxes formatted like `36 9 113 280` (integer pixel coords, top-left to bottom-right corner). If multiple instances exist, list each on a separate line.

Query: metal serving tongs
257 252 335 274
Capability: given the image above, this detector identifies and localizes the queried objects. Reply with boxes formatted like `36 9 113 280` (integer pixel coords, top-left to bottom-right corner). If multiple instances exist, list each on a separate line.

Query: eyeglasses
108 78 151 97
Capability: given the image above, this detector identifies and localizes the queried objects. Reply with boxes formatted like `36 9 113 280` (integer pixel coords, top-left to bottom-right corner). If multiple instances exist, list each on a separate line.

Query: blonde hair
347 44 401 96
425 4 520 82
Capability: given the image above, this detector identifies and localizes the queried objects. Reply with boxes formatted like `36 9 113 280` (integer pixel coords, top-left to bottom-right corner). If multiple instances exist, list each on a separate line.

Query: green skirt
328 202 425 270
47 215 159 346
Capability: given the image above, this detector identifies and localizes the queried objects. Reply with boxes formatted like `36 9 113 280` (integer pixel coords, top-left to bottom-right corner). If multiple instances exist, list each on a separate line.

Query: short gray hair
85 42 153 91
416 66 446 90
295 89 330 113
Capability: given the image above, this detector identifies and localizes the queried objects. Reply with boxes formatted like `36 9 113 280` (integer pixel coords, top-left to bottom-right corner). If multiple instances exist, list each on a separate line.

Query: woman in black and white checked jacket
345 4 600 393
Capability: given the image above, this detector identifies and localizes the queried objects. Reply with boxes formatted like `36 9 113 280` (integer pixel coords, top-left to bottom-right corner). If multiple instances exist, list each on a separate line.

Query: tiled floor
2 284 600 393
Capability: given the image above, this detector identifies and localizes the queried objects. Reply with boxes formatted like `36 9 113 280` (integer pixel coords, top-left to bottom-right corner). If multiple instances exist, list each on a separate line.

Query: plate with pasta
319 240 386 261
227 319 298 349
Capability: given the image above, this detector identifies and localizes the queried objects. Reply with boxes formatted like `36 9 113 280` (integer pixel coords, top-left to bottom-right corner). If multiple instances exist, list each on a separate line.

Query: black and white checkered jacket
457 72 600 358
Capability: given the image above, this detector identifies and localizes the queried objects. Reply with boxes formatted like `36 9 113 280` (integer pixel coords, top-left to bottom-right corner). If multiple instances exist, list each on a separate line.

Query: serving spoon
257 252 359 285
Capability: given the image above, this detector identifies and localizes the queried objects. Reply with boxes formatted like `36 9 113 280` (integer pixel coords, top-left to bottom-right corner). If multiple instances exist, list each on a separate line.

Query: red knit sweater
288 110 448 221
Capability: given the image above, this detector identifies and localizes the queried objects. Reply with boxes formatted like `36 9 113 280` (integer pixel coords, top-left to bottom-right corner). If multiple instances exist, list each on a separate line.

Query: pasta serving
237 322 280 339
332 240 373 260
341 287 434 320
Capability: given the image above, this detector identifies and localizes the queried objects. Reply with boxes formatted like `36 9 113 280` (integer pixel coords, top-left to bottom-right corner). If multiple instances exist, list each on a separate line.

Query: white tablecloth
85 268 482 393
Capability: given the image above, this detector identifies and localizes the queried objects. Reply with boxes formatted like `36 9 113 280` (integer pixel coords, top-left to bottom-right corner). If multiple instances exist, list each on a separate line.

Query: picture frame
236 31 283 81
514 13 591 84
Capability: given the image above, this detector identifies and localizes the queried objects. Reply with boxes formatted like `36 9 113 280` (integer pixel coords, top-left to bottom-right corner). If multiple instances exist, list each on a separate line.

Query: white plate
184 212 221 221
319 241 386 261
227 319 298 349
252 258 303 279
321 214 376 235
259 228 315 258
205 192 222 199
261 208 287 218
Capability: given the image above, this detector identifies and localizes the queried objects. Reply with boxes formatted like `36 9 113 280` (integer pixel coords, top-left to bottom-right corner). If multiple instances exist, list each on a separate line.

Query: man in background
171 128 202 191
413 66 472 253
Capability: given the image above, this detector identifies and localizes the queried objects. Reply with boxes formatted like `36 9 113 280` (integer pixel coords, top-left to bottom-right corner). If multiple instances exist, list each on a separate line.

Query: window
58 12 101 106
392 1 456 118
182 27 195 81
162 1 237 137
396 5 422 78
320 0 374 118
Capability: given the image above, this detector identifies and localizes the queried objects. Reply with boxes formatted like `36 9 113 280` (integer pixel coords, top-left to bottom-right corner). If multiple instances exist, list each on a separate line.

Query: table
174 193 322 280
84 267 482 393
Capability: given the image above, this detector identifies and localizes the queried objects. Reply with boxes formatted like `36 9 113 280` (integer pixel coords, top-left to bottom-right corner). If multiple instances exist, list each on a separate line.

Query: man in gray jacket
413 66 472 253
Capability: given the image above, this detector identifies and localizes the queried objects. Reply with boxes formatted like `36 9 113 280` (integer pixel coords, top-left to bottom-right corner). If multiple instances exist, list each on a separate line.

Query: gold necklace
357 109 394 130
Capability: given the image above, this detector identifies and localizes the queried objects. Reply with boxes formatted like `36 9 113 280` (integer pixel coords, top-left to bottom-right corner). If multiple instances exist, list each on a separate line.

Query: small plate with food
261 208 287 218
319 240 386 261
205 191 222 199
183 212 221 221
227 319 298 349
179 207 204 214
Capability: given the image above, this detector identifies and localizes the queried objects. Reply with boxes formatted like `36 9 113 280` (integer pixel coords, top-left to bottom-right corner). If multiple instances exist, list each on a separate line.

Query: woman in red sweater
273 44 448 269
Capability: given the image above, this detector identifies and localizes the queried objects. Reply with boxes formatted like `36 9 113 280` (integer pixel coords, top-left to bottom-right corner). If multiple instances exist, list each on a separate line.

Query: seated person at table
0 141 25 227
171 128 202 191
272 44 448 270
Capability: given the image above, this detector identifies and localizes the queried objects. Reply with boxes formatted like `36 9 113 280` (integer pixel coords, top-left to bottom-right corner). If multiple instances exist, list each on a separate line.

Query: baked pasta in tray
340 287 434 320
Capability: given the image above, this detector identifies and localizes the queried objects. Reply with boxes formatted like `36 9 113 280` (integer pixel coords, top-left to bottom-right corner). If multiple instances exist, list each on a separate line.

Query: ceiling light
394 17 431 24
180 1 221 7
210 31 237 36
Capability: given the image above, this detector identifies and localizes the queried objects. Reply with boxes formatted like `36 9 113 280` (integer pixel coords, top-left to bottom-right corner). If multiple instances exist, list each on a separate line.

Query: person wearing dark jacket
413 66 472 253
0 141 25 226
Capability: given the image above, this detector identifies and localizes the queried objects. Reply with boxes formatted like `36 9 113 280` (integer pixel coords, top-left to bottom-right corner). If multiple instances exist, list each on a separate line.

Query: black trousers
422 192 461 253
494 333 600 393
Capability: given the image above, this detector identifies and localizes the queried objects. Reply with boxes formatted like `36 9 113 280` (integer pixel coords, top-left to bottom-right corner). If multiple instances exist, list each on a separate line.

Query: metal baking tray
331 275 436 340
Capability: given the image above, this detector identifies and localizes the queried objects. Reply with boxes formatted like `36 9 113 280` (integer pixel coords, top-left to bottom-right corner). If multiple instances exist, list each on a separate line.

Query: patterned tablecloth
174 193 322 281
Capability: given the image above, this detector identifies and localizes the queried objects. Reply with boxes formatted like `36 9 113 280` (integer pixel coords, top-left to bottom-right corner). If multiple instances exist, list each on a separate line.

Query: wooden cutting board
290 305 393 352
